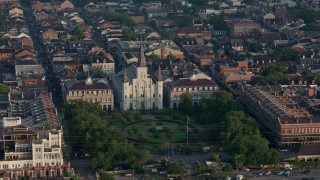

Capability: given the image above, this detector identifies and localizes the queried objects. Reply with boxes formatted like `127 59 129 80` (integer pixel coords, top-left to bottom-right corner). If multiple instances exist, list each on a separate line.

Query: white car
277 171 284 175
284 167 293 170
226 176 231 180
264 171 272 175
258 172 264 176
124 174 133 177
242 168 250 171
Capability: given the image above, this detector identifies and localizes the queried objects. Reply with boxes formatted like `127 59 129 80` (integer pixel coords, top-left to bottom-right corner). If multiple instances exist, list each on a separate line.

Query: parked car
264 171 272 175
124 174 133 177
284 167 293 170
258 172 264 176
285 171 291 177
225 176 231 180
242 168 250 171
236 175 244 180
304 169 311 174
277 171 284 175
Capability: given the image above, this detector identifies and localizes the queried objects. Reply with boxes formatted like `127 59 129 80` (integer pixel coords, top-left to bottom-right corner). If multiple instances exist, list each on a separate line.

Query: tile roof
68 82 110 90
298 144 320 156
169 78 217 88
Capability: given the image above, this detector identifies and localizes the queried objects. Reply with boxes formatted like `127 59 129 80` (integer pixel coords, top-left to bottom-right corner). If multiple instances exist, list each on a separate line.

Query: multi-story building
166 75 219 108
239 85 320 149
90 55 115 80
228 20 261 37
0 125 64 179
113 44 163 110
63 76 114 111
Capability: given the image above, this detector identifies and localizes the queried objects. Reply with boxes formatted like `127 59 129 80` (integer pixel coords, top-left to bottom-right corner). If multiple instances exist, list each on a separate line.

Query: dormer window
74 92 77 96
78 91 82 96
69 92 72 96
84 91 87 95
93 91 97 95
98 91 102 94
103 91 106 95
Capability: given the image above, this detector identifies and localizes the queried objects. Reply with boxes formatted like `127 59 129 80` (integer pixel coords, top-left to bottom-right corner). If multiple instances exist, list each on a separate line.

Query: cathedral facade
113 44 163 110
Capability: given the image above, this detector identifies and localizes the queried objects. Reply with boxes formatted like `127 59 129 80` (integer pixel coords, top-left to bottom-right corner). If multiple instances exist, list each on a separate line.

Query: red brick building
240 86 320 149
0 49 15 61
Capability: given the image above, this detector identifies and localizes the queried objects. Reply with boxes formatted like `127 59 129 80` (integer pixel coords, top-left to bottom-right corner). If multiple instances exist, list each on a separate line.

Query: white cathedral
113 44 163 110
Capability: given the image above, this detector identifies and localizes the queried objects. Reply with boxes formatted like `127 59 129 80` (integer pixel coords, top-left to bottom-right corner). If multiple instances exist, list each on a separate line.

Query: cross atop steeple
139 41 146 67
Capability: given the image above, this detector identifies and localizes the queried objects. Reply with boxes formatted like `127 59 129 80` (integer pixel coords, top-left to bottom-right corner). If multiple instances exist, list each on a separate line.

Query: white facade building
0 126 64 179
113 44 163 110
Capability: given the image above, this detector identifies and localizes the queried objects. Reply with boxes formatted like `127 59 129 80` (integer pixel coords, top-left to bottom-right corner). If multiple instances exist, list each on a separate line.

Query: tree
147 54 160 60
233 154 246 169
294 9 317 24
221 111 260 144
0 84 10 94
122 29 136 41
168 164 188 177
196 167 216 175
62 100 145 171
71 26 86 40
99 171 114 180
212 154 222 165
176 15 193 27
161 156 169 168
178 92 193 114
228 135 280 166
209 15 225 25
253 64 288 85
222 164 232 172
0 12 7 28
274 47 297 61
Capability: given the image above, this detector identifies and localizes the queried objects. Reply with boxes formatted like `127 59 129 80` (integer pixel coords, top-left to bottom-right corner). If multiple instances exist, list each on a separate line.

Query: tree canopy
253 64 288 85
0 12 7 28
209 15 225 26
62 100 150 171
274 47 297 61
122 29 136 41
104 12 133 27
70 26 86 40
0 84 10 94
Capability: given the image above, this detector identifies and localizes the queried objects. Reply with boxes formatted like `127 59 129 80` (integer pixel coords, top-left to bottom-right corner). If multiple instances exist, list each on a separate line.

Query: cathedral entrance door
141 101 145 110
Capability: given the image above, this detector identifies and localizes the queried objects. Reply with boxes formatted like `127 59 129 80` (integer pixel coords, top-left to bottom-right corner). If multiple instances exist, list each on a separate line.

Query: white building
2 117 21 127
113 44 163 110
0 126 64 179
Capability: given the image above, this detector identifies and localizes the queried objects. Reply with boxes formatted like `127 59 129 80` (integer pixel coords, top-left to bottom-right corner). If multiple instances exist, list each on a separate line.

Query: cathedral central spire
139 42 146 67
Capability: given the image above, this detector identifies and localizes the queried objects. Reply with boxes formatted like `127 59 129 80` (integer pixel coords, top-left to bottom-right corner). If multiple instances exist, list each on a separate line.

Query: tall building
113 44 163 110
0 125 65 179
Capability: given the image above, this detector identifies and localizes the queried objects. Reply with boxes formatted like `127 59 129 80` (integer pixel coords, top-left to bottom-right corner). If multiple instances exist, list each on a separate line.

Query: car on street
258 172 264 176
264 171 272 175
124 174 133 177
242 168 249 171
277 171 284 175
284 171 291 177
304 169 311 174
225 176 231 180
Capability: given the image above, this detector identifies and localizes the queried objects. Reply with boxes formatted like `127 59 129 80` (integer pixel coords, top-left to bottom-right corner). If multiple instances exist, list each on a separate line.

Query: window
153 94 155 98
69 92 72 96
103 91 106 95
84 91 87 95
